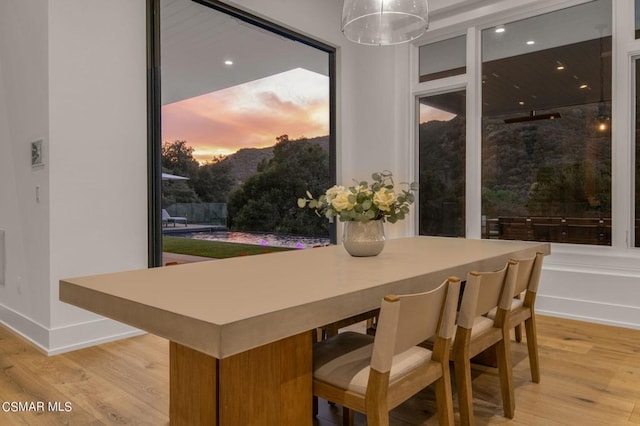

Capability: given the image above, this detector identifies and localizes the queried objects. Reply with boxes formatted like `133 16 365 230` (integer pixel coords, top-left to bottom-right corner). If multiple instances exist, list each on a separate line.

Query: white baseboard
537 294 640 330
0 302 144 355
537 256 640 330
48 319 144 355
0 302 49 352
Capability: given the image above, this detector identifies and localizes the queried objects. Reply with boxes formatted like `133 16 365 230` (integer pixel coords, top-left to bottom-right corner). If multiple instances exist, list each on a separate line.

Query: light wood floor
0 315 638 425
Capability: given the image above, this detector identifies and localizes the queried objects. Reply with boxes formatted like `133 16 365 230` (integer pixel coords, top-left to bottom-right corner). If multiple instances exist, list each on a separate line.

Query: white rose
373 188 396 212
331 191 355 212
325 185 345 202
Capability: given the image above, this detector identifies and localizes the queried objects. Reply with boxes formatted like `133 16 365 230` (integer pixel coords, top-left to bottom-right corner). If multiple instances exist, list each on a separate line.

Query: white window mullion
409 42 420 236
465 26 482 239
612 0 634 249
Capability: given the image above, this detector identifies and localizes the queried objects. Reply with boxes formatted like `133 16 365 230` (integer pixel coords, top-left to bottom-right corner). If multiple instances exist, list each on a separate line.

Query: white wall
47 0 149 352
0 0 52 349
0 0 147 354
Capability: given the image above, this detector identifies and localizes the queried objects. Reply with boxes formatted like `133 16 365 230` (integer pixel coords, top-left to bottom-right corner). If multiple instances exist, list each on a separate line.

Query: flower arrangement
297 171 418 223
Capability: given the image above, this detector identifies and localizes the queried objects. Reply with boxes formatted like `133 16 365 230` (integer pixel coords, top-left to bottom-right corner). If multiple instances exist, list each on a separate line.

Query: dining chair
452 259 519 426
312 277 461 426
487 252 544 383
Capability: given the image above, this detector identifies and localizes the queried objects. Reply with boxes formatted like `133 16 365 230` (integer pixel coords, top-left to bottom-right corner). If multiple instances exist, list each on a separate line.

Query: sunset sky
162 68 329 164
419 104 457 124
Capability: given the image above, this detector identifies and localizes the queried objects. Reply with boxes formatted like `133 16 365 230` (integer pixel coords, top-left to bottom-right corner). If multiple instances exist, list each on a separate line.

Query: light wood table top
59 236 549 359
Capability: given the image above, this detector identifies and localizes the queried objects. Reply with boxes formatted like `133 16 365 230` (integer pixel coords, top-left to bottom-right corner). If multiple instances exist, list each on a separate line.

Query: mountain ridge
219 135 329 185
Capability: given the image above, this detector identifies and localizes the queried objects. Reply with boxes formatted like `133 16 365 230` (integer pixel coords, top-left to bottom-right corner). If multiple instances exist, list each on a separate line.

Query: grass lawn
163 236 294 259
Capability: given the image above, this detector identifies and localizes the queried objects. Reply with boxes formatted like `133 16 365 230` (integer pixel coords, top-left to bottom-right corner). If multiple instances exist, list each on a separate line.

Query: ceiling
160 0 328 105
481 37 611 117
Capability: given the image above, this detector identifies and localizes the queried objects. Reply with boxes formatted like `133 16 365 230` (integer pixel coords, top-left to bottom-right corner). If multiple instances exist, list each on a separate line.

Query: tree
161 140 200 205
162 140 200 178
227 135 330 236
193 158 234 203
162 180 199 207
418 117 466 237
527 161 611 217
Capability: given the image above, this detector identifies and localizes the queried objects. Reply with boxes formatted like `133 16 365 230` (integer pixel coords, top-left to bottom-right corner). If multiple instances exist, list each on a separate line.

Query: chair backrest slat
457 260 519 329
370 277 461 373
513 257 534 295
528 252 544 293
439 277 461 340
511 251 544 295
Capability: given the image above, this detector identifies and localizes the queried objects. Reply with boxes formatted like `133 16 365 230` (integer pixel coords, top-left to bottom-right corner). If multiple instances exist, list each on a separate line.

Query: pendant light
341 0 429 46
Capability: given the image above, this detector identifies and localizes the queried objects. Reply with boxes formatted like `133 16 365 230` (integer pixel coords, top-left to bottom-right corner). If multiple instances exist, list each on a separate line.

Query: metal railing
484 216 612 245
165 203 227 227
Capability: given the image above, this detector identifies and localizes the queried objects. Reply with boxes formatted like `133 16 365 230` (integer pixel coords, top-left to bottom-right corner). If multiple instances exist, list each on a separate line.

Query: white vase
342 220 386 257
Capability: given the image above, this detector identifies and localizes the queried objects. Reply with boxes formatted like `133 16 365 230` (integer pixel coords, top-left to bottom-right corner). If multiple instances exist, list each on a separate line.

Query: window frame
632 55 640 247
411 28 481 238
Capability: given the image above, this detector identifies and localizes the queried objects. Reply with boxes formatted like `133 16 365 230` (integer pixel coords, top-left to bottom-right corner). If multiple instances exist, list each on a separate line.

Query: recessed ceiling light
519 101 525 105
579 84 588 89
557 65 565 70
495 25 505 33
526 40 535 45
224 60 233 66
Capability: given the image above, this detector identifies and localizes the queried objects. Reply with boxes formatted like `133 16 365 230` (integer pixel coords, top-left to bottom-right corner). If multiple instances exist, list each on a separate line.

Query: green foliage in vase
298 171 418 223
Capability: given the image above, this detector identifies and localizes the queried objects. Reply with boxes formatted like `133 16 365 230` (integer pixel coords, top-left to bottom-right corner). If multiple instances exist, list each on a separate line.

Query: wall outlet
0 230 5 286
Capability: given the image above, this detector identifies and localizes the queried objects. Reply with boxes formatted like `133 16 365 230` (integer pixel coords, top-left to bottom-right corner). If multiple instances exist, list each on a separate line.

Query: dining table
59 236 550 425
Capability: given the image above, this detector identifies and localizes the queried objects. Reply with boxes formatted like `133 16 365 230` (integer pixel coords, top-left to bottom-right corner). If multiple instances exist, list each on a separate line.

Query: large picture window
148 0 336 266
481 0 612 245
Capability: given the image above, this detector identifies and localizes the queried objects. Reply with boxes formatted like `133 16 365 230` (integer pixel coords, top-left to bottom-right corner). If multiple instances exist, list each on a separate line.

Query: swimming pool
171 230 331 249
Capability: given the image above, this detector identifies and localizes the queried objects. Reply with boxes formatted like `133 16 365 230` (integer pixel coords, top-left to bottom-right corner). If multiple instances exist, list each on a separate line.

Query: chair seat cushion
486 298 524 319
313 331 433 395
451 315 494 343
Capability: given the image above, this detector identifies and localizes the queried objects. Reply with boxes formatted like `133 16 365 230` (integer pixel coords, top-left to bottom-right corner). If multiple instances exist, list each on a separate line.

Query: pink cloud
162 70 329 163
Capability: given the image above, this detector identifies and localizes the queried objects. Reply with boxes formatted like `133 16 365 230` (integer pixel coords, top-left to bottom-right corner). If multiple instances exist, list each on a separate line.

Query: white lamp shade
342 0 429 46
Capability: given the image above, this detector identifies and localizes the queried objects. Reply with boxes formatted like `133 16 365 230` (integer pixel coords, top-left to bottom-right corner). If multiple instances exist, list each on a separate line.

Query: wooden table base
170 331 312 425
